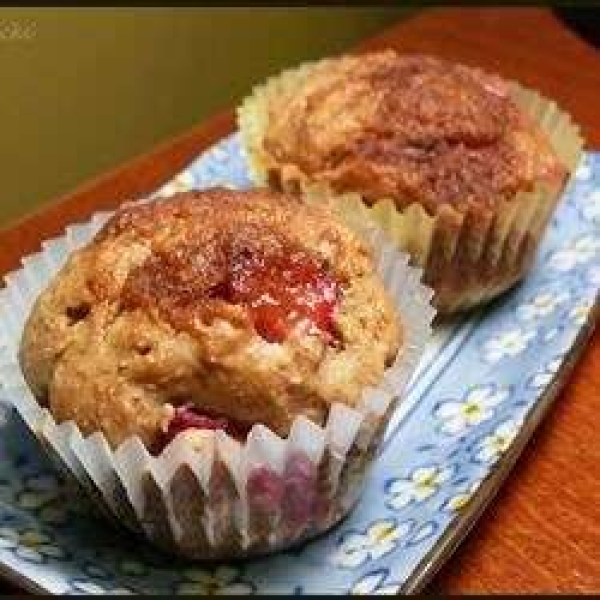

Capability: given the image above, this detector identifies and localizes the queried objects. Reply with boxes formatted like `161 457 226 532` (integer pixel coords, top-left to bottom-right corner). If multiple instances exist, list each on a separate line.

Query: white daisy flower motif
350 569 399 595
473 417 523 465
0 472 68 525
155 170 196 198
516 290 570 321
482 327 536 363
547 235 600 272
441 479 482 513
386 465 455 510
331 519 410 569
211 146 230 164
569 299 594 326
581 189 600 223
587 264 600 287
575 159 592 181
69 580 134 595
433 385 510 436
176 565 255 595
0 527 66 563
17 473 61 509
528 356 562 389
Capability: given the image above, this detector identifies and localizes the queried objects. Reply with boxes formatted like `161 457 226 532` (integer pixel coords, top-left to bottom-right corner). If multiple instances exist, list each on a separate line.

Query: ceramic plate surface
0 134 598 594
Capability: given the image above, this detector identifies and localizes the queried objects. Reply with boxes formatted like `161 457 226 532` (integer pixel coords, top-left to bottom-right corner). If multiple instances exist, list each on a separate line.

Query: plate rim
401 299 599 593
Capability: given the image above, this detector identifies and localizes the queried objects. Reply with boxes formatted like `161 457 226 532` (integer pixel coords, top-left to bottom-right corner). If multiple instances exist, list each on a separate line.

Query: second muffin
238 51 583 313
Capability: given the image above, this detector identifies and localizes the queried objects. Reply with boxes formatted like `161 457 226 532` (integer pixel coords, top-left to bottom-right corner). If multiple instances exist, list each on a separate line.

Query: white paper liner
0 208 434 559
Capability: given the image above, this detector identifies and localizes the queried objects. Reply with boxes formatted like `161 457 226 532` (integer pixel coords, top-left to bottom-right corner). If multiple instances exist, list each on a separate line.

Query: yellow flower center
535 296 552 308
492 435 509 453
462 402 481 418
21 531 43 548
415 473 436 487
449 494 469 511
374 524 396 543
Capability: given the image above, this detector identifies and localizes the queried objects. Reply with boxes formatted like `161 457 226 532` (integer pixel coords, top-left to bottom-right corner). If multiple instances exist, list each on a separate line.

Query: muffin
20 188 400 449
15 188 434 558
238 51 583 313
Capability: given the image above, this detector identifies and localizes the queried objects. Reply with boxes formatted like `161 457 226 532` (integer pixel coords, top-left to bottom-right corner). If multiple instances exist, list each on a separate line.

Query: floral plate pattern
0 135 598 594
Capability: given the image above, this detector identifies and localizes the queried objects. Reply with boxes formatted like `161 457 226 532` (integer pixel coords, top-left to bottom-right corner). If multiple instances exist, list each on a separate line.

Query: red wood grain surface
1 8 598 593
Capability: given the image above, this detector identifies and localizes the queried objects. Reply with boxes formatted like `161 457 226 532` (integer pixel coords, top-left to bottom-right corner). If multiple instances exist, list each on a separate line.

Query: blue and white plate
0 134 598 594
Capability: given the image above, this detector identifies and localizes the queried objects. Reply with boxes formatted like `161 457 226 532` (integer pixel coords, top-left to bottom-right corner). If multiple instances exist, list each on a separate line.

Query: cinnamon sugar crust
262 52 566 212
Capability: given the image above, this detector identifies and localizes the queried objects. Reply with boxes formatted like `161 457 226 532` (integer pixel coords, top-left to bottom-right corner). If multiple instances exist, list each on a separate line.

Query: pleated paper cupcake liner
238 58 584 314
0 209 434 560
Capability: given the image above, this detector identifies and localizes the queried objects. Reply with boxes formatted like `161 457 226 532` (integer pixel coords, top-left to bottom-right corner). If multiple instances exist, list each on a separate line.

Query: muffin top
20 189 401 449
261 52 566 213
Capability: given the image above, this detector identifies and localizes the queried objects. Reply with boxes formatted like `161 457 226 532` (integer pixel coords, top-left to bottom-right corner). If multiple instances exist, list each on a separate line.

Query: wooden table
1 7 598 594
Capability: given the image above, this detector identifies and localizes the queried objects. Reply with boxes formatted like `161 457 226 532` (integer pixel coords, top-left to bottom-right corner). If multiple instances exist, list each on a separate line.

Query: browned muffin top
101 189 346 344
263 52 565 212
20 189 401 448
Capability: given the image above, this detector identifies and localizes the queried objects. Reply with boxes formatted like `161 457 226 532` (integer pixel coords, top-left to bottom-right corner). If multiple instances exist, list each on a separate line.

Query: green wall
0 8 408 227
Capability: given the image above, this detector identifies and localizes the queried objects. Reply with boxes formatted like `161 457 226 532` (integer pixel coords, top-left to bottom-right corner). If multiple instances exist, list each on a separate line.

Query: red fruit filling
282 452 318 527
155 404 250 452
246 453 319 528
213 250 340 344
247 466 285 513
